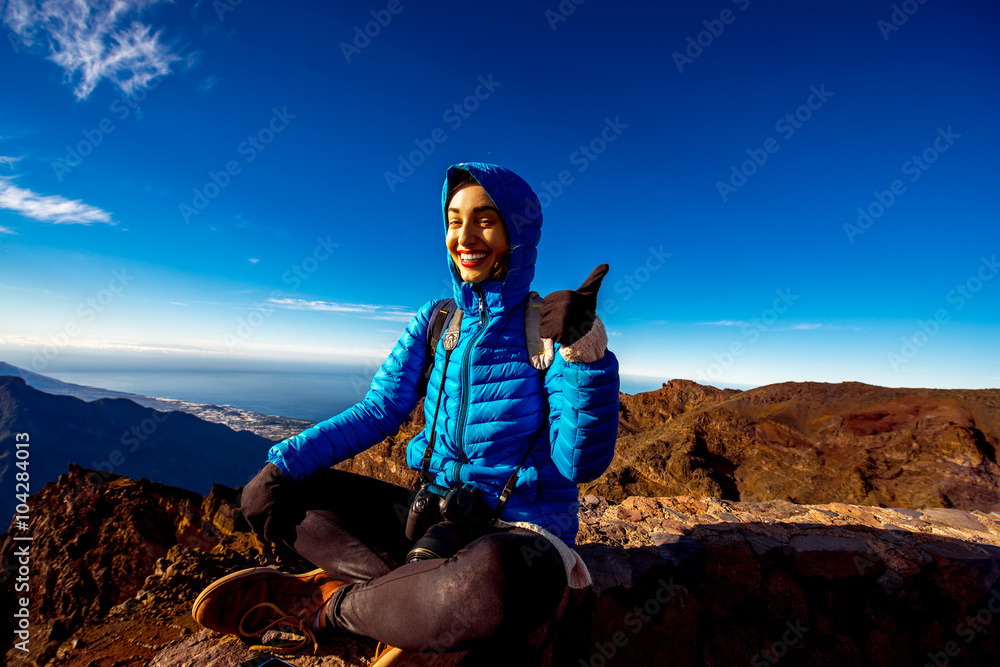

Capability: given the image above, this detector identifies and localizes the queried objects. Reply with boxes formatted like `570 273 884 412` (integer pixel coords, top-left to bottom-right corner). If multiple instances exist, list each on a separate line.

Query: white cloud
248 257 260 264
3 0 182 100
0 155 21 168
0 177 113 224
790 323 825 330
268 298 416 322
699 320 747 326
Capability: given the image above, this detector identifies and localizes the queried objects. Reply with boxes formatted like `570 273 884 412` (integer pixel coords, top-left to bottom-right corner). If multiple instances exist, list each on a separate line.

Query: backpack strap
495 292 554 514
416 292 552 500
418 298 458 397
421 308 463 483
524 291 554 371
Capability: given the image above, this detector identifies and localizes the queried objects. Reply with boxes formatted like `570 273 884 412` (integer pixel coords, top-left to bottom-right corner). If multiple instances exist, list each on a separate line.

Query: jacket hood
441 162 543 317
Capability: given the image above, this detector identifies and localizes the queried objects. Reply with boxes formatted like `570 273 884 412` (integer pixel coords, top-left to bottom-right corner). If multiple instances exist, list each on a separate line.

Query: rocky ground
4 466 1000 666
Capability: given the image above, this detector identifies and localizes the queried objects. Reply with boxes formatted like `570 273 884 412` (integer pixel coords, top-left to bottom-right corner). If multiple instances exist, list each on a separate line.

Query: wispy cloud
0 156 21 168
0 225 16 234
0 177 113 224
248 257 259 264
268 298 416 322
3 0 182 100
198 75 221 95
699 320 833 331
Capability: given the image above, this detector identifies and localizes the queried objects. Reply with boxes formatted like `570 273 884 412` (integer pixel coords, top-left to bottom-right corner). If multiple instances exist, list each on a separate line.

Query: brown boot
191 567 344 653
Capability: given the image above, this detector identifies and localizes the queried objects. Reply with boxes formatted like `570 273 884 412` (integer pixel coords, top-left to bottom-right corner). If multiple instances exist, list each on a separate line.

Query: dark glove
239 462 291 542
539 264 609 347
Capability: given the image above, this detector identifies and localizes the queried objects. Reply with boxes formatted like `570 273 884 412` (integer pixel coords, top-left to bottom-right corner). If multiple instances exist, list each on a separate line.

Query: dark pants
240 463 568 657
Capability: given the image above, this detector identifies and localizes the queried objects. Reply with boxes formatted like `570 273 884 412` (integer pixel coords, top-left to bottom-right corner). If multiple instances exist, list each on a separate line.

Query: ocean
44 367 667 422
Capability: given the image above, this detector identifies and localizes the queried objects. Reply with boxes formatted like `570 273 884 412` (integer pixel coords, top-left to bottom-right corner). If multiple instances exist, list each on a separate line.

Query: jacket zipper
455 286 487 465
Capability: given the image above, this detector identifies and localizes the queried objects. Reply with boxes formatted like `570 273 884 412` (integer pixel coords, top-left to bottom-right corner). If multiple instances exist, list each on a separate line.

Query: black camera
405 483 494 563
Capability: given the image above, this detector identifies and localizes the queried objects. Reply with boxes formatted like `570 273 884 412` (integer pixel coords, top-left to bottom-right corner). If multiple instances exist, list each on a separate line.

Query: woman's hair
446 169 511 282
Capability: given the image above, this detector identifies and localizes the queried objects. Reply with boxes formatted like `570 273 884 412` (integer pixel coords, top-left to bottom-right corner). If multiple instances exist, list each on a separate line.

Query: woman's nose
457 221 477 246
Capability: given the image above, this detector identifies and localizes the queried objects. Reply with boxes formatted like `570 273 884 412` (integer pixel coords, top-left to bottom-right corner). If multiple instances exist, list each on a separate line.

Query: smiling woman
191 162 621 664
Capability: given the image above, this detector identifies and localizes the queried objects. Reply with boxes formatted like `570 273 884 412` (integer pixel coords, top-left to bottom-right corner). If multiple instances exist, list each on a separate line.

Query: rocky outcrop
5 467 1000 666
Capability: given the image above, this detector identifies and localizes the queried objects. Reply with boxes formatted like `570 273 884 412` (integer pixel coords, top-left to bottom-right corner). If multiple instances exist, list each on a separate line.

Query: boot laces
239 601 319 655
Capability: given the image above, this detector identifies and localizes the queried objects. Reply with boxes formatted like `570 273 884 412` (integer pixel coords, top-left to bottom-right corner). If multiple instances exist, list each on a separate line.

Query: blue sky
0 0 997 391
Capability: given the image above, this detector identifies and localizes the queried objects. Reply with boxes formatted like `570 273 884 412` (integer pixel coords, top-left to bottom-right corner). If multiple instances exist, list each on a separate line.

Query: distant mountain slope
0 362 313 441
584 379 1000 510
0 375 275 521
335 378 1000 512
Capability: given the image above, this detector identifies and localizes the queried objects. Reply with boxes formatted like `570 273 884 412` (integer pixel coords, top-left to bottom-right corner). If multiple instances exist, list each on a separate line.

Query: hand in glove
539 263 609 347
240 462 292 542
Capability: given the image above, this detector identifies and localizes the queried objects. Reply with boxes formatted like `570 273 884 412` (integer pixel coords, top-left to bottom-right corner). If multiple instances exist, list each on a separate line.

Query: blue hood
441 162 543 317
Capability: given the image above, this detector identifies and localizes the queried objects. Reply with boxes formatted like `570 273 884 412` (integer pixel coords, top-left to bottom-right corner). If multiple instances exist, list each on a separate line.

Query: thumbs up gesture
539 264 609 347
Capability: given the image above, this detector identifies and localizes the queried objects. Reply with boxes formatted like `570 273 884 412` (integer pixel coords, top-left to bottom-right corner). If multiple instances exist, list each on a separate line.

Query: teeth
461 252 488 261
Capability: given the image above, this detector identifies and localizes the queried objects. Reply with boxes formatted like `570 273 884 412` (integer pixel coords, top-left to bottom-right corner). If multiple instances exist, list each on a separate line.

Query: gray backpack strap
524 291 554 371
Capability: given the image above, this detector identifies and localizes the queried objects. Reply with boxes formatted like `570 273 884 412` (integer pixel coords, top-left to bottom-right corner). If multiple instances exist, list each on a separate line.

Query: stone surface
6 470 1000 665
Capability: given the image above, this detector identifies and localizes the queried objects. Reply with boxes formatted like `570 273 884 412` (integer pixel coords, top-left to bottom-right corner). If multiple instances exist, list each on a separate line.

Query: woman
192 162 620 663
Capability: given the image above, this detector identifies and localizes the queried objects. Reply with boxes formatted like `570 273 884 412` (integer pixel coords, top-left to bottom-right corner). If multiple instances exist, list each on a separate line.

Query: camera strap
421 308 463 484
420 298 552 513
495 414 548 514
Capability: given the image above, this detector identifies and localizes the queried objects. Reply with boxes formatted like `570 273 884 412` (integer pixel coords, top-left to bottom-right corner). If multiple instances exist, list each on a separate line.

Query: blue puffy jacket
267 162 620 546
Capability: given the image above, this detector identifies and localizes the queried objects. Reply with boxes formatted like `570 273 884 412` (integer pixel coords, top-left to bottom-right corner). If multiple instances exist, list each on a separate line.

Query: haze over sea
33 358 676 423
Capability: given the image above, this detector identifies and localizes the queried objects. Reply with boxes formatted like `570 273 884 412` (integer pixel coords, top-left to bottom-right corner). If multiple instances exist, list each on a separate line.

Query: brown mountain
584 379 1000 510
334 379 1000 513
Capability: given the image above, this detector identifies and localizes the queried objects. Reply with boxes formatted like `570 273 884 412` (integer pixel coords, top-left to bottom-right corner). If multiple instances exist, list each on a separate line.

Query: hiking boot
192 567 344 653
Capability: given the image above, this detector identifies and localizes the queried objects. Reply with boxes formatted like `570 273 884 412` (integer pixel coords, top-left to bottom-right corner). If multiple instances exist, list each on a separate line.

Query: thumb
575 263 609 297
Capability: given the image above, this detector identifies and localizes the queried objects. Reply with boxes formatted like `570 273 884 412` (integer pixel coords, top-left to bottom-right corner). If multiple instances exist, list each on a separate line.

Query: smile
458 251 489 267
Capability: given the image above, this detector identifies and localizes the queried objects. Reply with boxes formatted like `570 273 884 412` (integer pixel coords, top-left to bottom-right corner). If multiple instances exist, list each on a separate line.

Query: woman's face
446 183 509 284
